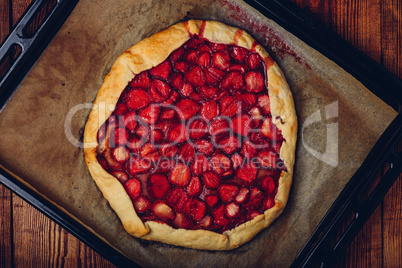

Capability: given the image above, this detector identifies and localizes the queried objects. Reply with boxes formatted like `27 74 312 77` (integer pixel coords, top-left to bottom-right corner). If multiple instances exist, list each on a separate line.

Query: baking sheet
0 0 397 267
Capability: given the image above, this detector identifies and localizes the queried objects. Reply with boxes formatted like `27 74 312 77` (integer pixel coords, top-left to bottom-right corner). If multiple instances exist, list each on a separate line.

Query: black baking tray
0 0 401 267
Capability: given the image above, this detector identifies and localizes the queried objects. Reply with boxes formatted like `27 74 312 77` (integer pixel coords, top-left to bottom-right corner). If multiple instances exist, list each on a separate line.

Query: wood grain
0 185 13 268
12 195 113 267
0 0 400 267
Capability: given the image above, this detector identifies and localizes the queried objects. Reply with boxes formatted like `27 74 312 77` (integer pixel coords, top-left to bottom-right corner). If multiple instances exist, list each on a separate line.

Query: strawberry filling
96 36 286 233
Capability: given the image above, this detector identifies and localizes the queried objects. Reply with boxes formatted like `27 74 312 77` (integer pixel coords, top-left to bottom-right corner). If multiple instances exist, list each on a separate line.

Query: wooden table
0 0 401 267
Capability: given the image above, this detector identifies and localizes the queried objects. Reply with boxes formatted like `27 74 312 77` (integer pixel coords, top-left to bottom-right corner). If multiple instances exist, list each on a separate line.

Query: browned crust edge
83 20 297 250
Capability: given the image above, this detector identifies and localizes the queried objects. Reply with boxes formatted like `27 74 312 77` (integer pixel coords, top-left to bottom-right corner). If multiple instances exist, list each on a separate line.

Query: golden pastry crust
84 20 297 250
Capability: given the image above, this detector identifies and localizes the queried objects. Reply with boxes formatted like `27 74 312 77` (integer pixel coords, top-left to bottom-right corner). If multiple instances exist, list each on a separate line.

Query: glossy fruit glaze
96 36 286 233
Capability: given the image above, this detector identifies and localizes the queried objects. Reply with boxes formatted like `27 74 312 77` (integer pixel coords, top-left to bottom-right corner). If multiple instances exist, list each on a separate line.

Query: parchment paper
0 0 397 267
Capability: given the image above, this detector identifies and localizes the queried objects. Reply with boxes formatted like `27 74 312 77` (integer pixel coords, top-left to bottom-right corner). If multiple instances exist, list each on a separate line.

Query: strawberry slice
258 95 271 114
232 114 253 136
160 108 176 120
138 104 161 124
134 124 150 139
187 176 202 197
260 176 276 194
210 154 233 177
248 211 262 220
272 140 283 154
200 100 219 122
197 85 219 99
149 79 171 102
220 71 244 91
110 170 129 183
173 213 194 229
171 73 184 90
198 215 213 228
238 93 257 108
113 127 129 146
205 195 219 208
198 44 213 53
178 142 196 163
104 150 123 170
189 92 203 102
229 64 248 74
212 51 230 70
126 156 151 175
229 46 247 62
206 66 226 79
159 143 178 157
231 154 243 169
150 60 172 80
130 71 150 88
263 196 275 210
169 47 184 62
152 201 175 220
194 139 214 156
218 184 240 203
174 61 189 73
179 83 193 97
113 102 127 116
209 117 230 140
235 188 250 204
243 187 264 211
203 171 220 189
258 150 279 169
249 132 269 148
246 53 262 70
212 204 230 226
161 90 179 105
196 52 211 68
112 146 130 163
176 98 199 121
225 203 240 218
249 106 263 126
149 174 171 199
126 89 151 110
191 153 211 175
185 49 198 64
241 139 258 159
261 118 281 142
185 66 205 87
124 178 142 199
123 111 138 132
189 119 208 139
150 129 163 143
169 163 191 187
167 188 189 212
126 136 145 152
235 162 258 183
219 136 241 155
133 196 151 213
140 143 160 162
205 67 225 85
220 96 241 117
189 198 207 221
168 123 187 143
245 71 264 93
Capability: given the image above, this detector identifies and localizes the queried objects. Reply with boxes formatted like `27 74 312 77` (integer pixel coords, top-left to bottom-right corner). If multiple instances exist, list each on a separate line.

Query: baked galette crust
84 20 297 250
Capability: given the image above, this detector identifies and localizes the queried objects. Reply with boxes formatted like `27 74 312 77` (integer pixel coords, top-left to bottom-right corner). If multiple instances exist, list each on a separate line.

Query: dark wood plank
12 195 115 267
381 1 402 266
0 2 13 267
381 0 402 79
0 185 13 268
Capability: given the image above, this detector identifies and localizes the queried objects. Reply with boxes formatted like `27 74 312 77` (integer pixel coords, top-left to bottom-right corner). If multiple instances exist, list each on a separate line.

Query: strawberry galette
84 20 297 250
